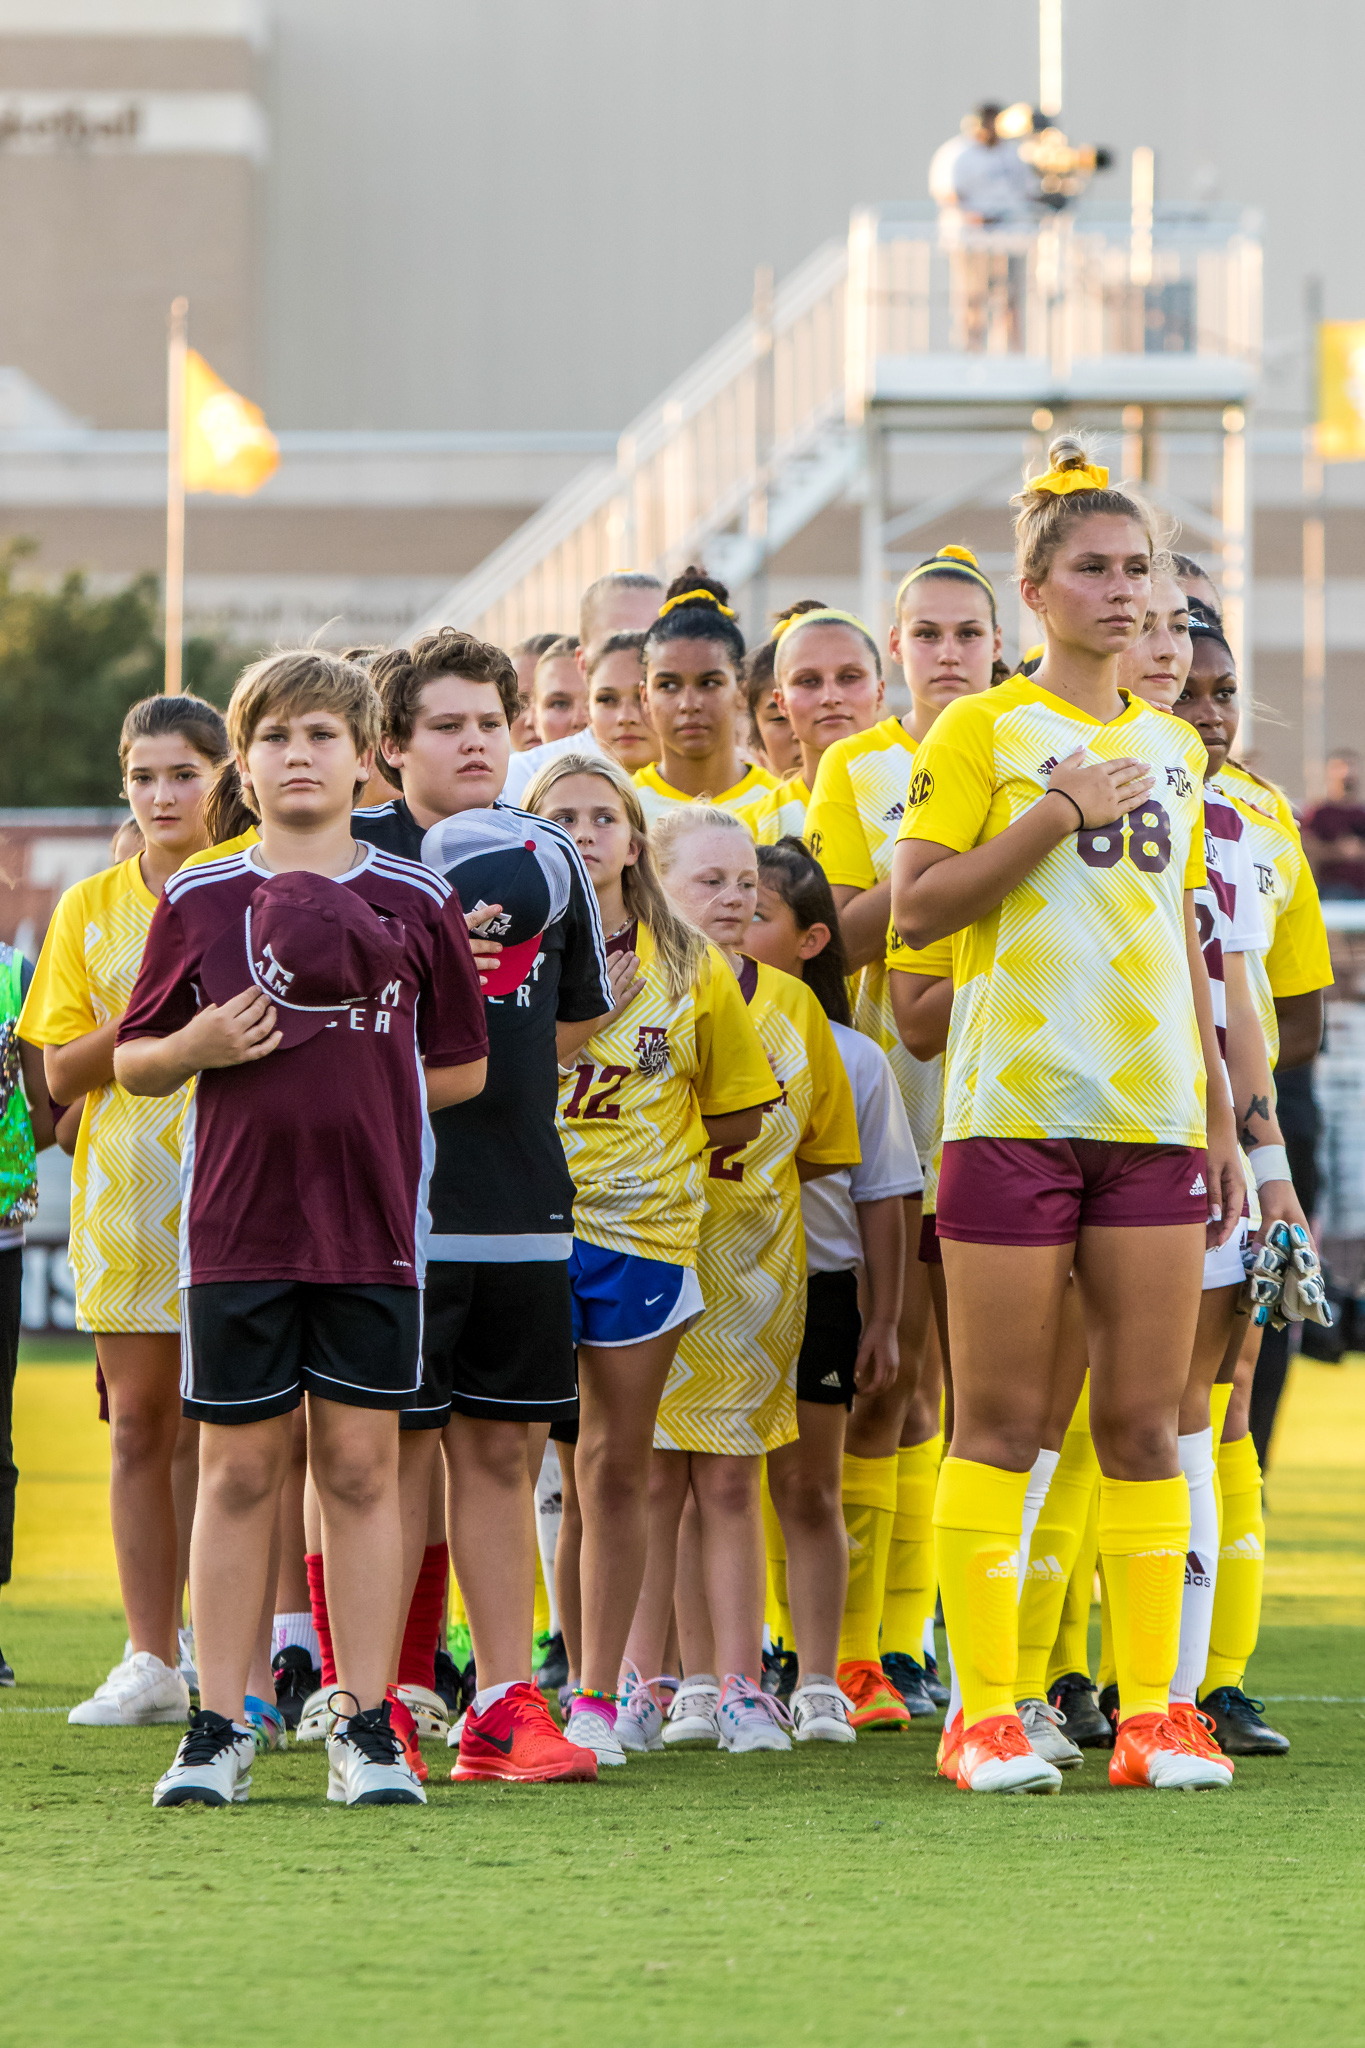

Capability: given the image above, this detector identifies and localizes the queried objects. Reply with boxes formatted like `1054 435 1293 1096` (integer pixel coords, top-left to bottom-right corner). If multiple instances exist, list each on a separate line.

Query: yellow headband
894 544 996 613
771 606 876 650
657 587 736 620
1030 463 1110 497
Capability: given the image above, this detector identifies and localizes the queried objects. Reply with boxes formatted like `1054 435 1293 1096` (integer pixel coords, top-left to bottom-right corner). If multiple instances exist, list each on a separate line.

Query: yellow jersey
182 828 259 866
20 859 188 1332
898 676 1209 1146
557 923 775 1265
1211 764 1333 1063
805 715 942 1158
749 775 811 846
885 927 953 1214
657 957 859 1457
633 760 777 830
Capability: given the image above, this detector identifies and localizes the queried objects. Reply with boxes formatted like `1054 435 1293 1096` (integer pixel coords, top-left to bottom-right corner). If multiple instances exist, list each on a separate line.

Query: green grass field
3 1356 1363 2048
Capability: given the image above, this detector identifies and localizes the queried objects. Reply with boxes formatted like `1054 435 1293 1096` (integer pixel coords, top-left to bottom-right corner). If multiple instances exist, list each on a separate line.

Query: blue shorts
567 1240 704 1350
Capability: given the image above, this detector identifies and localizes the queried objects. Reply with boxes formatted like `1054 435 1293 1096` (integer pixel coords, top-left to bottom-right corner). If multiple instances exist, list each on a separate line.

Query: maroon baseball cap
199 870 407 1048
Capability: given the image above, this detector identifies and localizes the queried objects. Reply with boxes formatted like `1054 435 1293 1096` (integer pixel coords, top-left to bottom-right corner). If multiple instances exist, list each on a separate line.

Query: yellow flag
1316 321 1365 462
183 349 279 494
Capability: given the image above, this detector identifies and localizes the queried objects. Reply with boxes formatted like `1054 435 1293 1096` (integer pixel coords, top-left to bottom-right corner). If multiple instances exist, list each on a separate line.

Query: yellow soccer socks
1017 1405 1100 1700
881 1433 942 1658
933 1457 1029 1728
838 1452 898 1665
760 1464 795 1652
1098 1474 1189 1722
1202 1432 1265 1697
1047 1481 1100 1691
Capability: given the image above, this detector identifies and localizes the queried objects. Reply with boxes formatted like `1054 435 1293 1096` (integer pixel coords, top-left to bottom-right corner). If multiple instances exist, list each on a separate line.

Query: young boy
115 649 489 1809
355 627 617 1784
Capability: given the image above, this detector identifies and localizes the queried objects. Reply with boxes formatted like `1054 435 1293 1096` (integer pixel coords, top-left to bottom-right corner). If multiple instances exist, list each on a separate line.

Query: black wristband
1047 787 1085 831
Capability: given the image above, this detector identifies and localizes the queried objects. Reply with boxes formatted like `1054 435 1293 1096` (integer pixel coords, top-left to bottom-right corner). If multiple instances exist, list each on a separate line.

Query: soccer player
21 694 229 1728
355 627 612 1785
524 753 775 1766
806 546 1001 1726
746 839 919 1740
576 571 665 676
510 632 561 752
743 629 805 782
615 808 859 1755
116 648 489 1809
532 636 589 744
586 633 660 773
891 436 1241 1793
749 610 885 845
633 572 778 826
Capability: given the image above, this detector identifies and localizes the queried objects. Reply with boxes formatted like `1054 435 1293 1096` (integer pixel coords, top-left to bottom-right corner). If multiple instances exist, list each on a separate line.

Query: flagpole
165 297 188 694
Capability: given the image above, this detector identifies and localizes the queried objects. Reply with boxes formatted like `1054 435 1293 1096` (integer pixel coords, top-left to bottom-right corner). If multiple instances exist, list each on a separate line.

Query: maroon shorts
935 1137 1208 1248
918 1210 943 1266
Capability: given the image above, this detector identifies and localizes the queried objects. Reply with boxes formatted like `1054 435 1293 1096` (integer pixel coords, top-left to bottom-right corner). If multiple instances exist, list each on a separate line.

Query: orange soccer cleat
936 1707 965 1782
1109 1710 1233 1790
452 1681 598 1784
837 1659 911 1732
1169 1703 1235 1774
956 1713 1063 1795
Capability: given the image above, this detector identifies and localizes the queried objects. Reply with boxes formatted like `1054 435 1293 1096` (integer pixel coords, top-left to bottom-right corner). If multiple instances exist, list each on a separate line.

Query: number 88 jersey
897 675 1210 1148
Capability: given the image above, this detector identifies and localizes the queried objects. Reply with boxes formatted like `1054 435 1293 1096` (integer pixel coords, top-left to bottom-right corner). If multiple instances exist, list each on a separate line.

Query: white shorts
1203 1220 1250 1293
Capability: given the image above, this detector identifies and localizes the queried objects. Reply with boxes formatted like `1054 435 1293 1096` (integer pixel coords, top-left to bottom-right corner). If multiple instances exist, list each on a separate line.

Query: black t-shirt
352 796 611 1259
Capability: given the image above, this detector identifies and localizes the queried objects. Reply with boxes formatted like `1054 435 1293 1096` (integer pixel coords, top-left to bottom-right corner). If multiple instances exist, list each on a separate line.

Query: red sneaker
452 1682 598 1784
936 1708 965 1782
1170 1701 1235 1774
1109 1710 1233 1790
385 1688 427 1783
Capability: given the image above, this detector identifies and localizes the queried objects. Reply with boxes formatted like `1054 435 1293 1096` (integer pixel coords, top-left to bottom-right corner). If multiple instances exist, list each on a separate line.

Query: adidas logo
884 801 905 823
1025 1553 1067 1583
984 1558 1018 1581
1183 1548 1214 1589
1189 1173 1207 1196
1221 1531 1263 1561
820 1371 842 1388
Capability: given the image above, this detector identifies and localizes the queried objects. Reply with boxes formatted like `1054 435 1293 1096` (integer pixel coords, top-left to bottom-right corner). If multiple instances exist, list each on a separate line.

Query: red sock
305 1552 335 1688
397 1542 448 1690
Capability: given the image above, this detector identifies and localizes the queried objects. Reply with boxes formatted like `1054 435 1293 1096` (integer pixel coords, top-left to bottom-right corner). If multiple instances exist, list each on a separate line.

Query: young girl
749 610 885 845
524 753 775 1767
744 633 803 782
745 839 920 1741
634 570 778 826
586 633 660 774
615 808 858 1755
891 435 1241 1794
22 693 229 1727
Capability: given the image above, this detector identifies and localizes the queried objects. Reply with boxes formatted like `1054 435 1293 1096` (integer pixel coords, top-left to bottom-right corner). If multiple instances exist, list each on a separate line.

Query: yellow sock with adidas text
1098 1474 1189 1721
1047 1479 1100 1690
933 1456 1029 1729
1201 1433 1265 1697
760 1462 794 1651
1016 1404 1100 1699
881 1433 942 1656
1209 1381 1233 1545
838 1452 898 1664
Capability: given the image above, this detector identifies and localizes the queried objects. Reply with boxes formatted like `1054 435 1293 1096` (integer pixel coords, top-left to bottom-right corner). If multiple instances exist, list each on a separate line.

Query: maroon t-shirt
117 843 488 1289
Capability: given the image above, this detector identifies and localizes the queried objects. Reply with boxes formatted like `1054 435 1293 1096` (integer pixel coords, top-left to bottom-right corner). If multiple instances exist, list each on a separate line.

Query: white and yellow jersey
633 760 777 830
1211 763 1333 1064
805 715 942 1159
749 774 811 845
657 958 859 1457
557 922 775 1266
898 675 1209 1147
885 926 952 1215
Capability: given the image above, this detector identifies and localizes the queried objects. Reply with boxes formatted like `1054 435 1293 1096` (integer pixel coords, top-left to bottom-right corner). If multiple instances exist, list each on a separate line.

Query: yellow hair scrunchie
894 546 997 613
771 606 875 648
657 586 736 620
1030 463 1110 497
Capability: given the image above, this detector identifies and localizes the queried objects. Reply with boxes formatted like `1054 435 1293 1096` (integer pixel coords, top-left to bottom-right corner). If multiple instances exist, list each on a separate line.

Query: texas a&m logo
906 768 934 807
635 1026 669 1078
255 942 295 994
1166 765 1195 800
1255 862 1276 896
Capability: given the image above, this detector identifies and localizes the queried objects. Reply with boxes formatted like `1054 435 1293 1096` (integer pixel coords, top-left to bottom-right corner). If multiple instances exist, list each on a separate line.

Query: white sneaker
295 1685 334 1742
69 1651 191 1727
177 1627 198 1693
717 1674 793 1753
564 1703 627 1767
395 1682 449 1742
662 1675 721 1749
1018 1696 1084 1770
791 1681 857 1744
616 1664 666 1752
153 1711 255 1807
326 1704 426 1805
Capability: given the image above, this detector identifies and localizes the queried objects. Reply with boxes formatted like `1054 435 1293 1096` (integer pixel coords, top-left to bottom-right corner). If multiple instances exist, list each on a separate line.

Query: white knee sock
946 1643 962 1728
272 1611 319 1665
1172 1427 1218 1705
922 1612 937 1664
535 1442 563 1638
1017 1448 1061 1603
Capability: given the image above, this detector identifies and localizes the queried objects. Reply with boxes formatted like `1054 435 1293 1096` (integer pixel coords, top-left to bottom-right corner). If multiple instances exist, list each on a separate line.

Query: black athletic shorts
795 1269 861 1409
548 1410 579 1446
182 1280 421 1426
404 1260 578 1430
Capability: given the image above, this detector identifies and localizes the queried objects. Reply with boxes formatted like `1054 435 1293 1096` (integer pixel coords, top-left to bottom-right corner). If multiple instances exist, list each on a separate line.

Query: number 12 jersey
897 676 1210 1149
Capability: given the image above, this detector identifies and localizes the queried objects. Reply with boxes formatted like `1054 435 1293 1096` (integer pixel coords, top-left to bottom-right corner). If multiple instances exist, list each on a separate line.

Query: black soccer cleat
921 1648 950 1709
1048 1671 1114 1748
1097 1682 1121 1740
431 1647 464 1717
534 1630 570 1695
0 1643 14 1687
1197 1685 1290 1756
880 1652 939 1718
271 1645 319 1730
761 1642 798 1704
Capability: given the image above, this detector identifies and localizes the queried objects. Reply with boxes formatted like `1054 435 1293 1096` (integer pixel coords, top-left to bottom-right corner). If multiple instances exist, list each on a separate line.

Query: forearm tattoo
1239 1092 1271 1149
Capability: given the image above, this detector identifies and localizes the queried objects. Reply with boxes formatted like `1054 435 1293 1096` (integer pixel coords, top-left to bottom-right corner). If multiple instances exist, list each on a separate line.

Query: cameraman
930 103 1039 351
